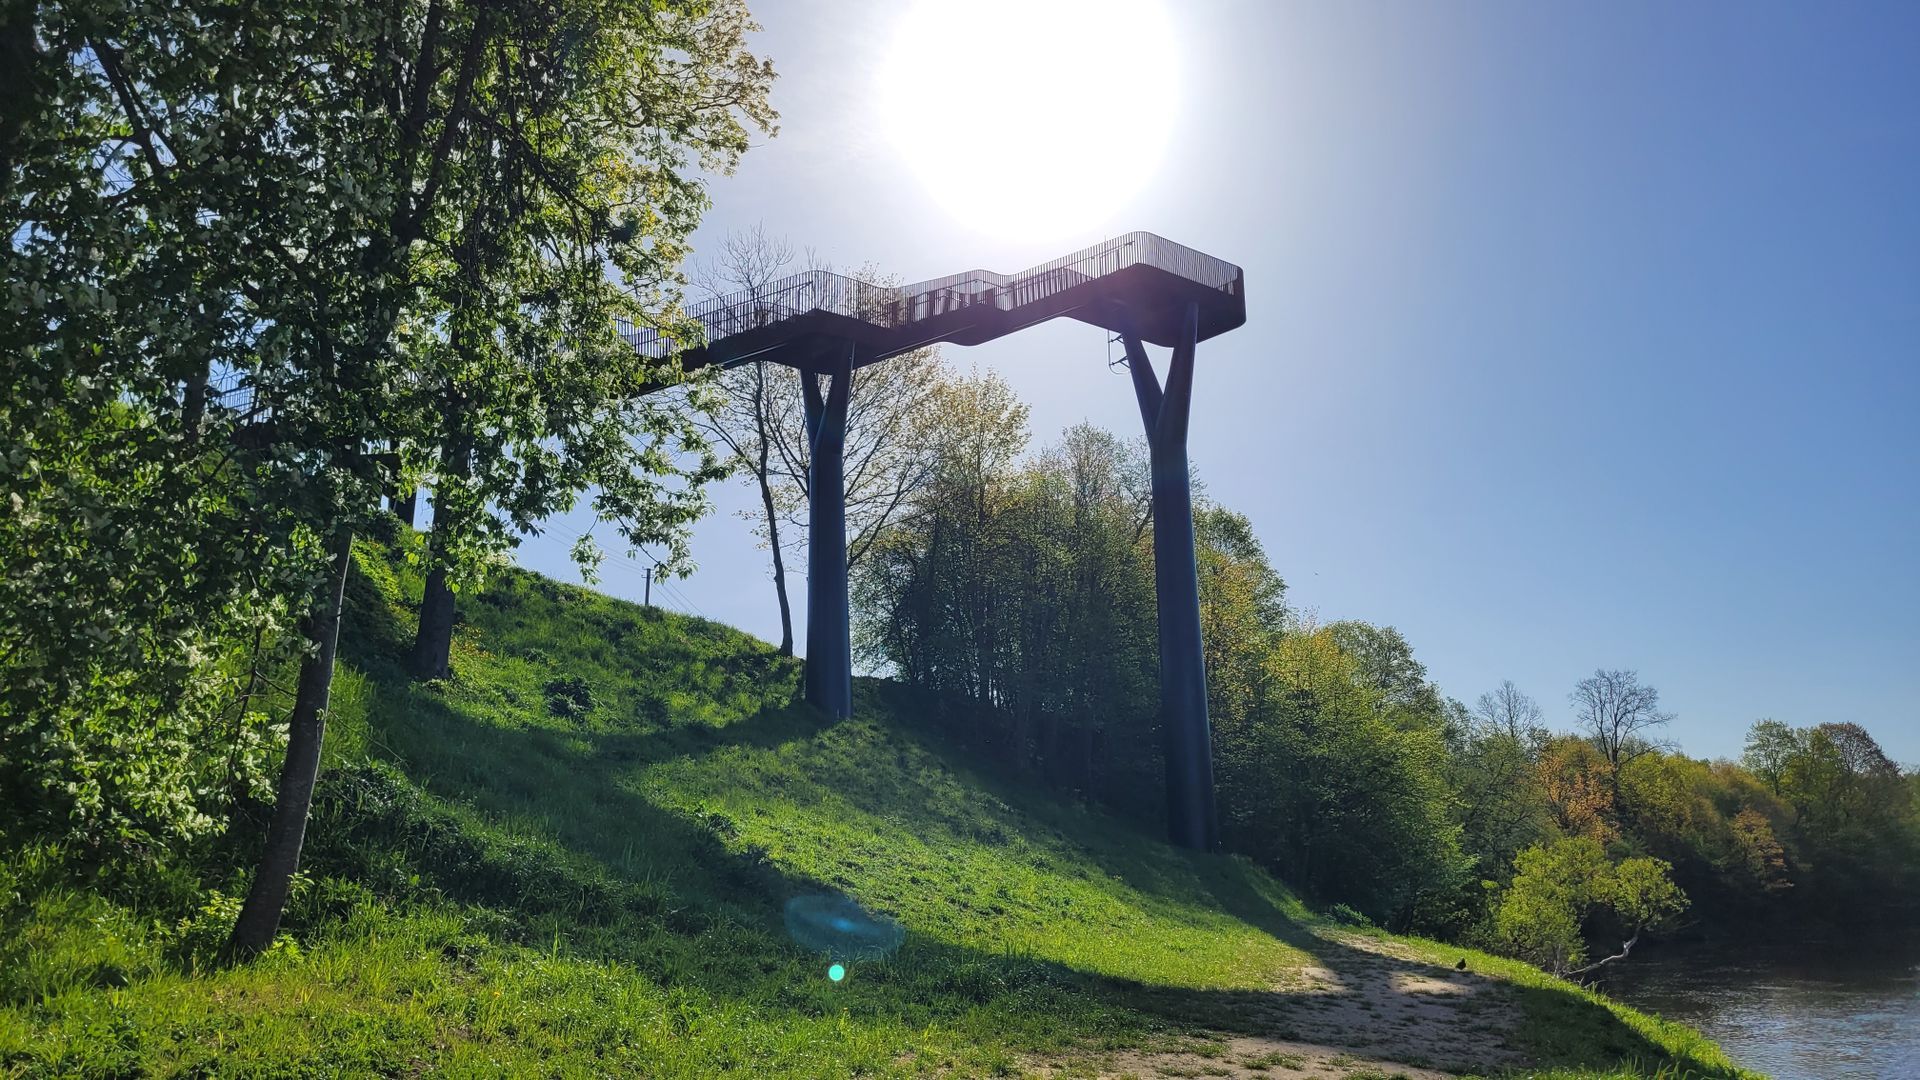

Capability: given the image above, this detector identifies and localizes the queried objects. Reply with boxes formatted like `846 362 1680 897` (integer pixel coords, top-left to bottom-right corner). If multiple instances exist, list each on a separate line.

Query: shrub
544 675 595 719
1328 902 1374 927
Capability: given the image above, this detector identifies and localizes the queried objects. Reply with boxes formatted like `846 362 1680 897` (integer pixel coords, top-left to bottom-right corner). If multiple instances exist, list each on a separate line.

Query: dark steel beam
1124 302 1218 851
801 345 854 718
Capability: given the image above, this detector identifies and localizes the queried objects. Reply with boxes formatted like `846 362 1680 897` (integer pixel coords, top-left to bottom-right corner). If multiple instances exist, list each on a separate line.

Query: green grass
0 547 1760 1078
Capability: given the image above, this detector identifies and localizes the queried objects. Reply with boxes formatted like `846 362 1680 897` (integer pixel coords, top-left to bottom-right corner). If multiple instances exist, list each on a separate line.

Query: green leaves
1492 836 1688 975
2 0 774 861
403 0 776 604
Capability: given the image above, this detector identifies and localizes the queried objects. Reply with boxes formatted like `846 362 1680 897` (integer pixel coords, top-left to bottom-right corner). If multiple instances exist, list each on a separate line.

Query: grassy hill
0 549 1758 1078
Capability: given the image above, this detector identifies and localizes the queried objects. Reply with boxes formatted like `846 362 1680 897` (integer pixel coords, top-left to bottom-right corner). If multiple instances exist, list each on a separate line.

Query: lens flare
784 894 905 961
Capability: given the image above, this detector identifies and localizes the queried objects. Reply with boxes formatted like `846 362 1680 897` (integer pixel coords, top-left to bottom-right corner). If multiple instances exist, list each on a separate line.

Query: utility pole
644 566 652 607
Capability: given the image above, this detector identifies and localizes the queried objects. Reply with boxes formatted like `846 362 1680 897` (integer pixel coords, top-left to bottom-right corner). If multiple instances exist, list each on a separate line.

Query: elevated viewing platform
621 231 1245 373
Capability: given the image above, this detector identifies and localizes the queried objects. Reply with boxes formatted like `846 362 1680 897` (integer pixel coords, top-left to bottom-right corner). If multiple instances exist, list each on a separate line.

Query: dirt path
1031 932 1527 1079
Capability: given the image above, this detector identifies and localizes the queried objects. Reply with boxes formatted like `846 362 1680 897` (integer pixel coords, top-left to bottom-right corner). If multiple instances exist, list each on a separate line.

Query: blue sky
513 1 1920 762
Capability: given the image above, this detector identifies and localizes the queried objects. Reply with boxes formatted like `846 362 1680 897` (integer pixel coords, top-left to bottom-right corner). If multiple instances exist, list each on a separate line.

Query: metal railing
621 231 1242 359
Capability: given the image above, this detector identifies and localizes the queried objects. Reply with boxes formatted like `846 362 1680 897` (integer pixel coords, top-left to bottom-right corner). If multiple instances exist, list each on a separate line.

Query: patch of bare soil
1030 932 1527 1079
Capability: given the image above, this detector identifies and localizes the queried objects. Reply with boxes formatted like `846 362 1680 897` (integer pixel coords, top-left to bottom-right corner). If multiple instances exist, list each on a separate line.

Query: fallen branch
1566 930 1641 978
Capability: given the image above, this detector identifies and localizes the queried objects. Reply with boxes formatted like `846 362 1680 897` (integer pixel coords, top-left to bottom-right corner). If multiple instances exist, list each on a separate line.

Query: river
1595 938 1920 1079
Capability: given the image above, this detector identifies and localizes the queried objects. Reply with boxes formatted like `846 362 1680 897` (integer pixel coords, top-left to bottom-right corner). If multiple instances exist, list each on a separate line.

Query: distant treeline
842 390 1919 965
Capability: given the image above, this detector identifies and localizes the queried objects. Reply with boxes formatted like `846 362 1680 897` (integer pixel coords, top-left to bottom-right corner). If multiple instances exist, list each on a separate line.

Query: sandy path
1030 932 1526 1079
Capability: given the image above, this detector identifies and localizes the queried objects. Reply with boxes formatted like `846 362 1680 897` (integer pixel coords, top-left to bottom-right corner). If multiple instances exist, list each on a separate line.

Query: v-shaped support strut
802 345 855 718
1123 301 1218 851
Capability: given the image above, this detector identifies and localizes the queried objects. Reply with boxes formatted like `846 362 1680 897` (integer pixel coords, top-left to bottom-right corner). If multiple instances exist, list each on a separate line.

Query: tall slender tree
697 232 948 654
693 227 804 653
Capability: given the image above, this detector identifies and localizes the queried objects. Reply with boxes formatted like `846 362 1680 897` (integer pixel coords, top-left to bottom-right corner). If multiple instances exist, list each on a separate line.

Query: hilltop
1 549 1755 1078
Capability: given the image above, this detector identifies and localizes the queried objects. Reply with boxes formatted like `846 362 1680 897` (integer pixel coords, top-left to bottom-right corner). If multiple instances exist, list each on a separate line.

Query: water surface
1596 938 1920 1079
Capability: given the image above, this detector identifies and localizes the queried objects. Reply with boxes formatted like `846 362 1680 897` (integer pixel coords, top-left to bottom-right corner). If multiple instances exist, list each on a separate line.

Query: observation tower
627 232 1245 850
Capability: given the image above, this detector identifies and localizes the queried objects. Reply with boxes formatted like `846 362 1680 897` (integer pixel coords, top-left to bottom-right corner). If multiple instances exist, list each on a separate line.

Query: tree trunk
1009 701 1032 772
1079 719 1098 795
744 362 794 656
225 525 354 961
181 363 209 445
392 487 418 529
757 449 794 656
411 562 456 680
410 432 471 680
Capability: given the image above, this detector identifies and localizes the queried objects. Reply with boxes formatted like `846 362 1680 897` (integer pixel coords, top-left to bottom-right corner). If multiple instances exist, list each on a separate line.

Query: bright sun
877 0 1179 243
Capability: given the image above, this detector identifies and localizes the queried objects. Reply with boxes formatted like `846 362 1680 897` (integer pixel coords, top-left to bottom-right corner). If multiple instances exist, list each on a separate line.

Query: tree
1730 719 1917 921
1818 722 1901 783
1570 668 1673 798
1036 426 1158 793
3 0 342 853
1449 682 1551 893
402 1 769 679
854 370 1030 705
7 0 774 957
1741 719 1799 796
1493 836 1688 977
1217 625 1468 927
1326 621 1444 728
697 232 948 654
1727 807 1792 895
1493 836 1611 975
1535 735 1618 842
1579 854 1689 975
1476 680 1546 741
692 226 802 652
1197 504 1288 752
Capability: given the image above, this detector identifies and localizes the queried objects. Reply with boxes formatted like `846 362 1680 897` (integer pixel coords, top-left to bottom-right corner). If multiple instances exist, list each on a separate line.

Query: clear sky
511 1 1920 763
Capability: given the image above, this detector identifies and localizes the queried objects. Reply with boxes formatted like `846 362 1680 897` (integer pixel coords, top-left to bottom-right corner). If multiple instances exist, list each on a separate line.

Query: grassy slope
0 549 1756 1078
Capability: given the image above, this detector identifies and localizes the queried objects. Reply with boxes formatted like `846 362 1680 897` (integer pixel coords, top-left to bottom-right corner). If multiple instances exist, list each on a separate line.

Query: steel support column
1123 302 1217 851
802 347 855 718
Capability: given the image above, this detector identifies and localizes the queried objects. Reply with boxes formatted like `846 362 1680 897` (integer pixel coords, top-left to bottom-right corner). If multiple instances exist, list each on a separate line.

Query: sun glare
877 0 1179 243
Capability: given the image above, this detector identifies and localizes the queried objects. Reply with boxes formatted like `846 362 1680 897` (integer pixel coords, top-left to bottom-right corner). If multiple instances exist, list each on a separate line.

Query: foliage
1 2 323 852
1494 837 1688 976
1452 683 1553 879
1220 627 1470 927
1536 735 1621 844
3 0 775 951
407 2 778 609
1325 621 1444 726
1736 718 1919 918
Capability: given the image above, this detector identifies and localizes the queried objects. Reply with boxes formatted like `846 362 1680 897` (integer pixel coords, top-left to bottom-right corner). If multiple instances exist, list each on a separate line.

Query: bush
544 675 595 719
1328 902 1374 927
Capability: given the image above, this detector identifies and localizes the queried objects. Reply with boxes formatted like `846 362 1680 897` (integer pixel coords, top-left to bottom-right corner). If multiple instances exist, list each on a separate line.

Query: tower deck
623 231 1245 373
